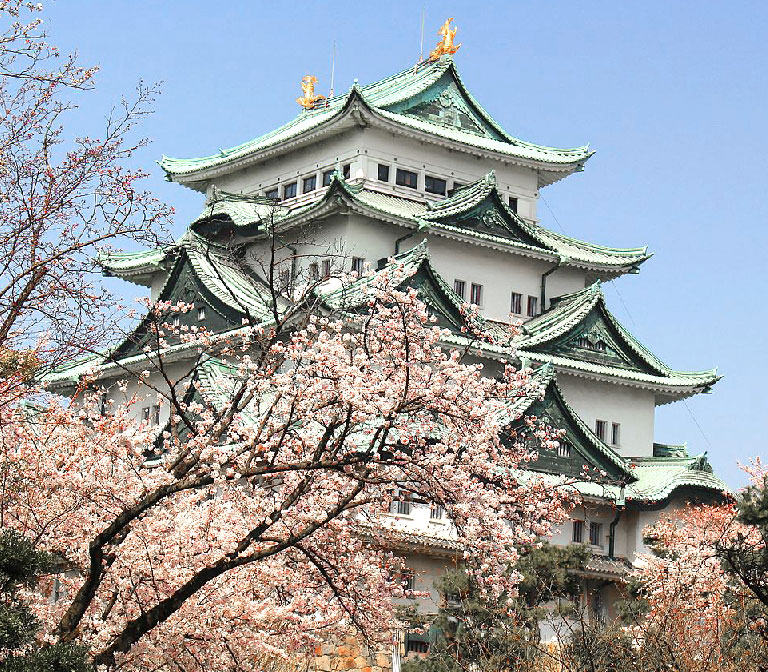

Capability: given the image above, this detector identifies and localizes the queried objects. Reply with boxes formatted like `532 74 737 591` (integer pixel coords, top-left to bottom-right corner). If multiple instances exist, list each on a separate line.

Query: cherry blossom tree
0 264 573 671
0 0 172 377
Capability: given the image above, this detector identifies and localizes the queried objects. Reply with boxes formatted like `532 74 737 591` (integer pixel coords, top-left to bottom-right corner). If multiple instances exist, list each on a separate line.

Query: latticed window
322 169 334 186
612 423 621 446
572 520 584 543
453 279 466 300
342 164 350 179
430 504 444 520
351 257 365 275
595 420 607 441
302 175 316 193
590 522 603 547
470 283 482 306
377 164 390 182
321 258 332 278
527 295 538 317
282 182 297 199
509 196 518 213
308 262 319 281
265 187 278 200
557 442 571 458
510 292 522 314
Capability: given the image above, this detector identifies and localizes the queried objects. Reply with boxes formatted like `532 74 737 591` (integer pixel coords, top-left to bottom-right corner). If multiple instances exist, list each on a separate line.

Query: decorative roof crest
296 75 326 109
428 18 461 61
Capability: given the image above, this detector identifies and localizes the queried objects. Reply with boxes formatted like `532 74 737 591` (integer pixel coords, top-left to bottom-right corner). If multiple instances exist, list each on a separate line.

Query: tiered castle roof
160 56 592 190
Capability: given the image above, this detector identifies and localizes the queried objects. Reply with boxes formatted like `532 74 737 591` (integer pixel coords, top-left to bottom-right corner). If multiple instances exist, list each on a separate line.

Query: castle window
509 196 519 213
342 163 350 179
391 499 411 516
402 569 416 592
351 256 365 275
425 175 446 196
152 404 160 426
279 269 291 293
611 423 621 447
321 258 332 278
575 336 590 348
172 315 180 328
377 164 390 182
589 522 603 547
430 504 444 520
595 340 607 352
282 182 297 199
557 442 571 458
453 279 466 300
396 168 418 189
510 292 522 315
470 283 482 306
405 639 428 655
595 420 607 441
447 181 464 197
302 175 316 193
572 520 584 543
527 295 538 317
197 306 206 321
322 169 334 186
265 187 278 200
308 262 319 281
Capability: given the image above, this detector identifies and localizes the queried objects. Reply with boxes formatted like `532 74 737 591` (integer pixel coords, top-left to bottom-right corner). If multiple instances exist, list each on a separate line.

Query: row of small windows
388 498 444 520
574 336 608 353
170 305 206 327
377 162 462 197
572 519 603 547
595 419 621 447
264 164 351 201
307 256 365 282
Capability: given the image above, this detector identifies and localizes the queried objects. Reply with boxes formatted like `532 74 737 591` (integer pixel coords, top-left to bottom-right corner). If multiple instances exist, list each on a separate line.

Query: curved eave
160 85 592 190
98 248 172 287
521 350 720 403
625 462 731 507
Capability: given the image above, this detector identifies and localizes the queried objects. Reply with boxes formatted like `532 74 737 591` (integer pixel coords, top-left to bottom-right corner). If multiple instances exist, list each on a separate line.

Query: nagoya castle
50 18 726 661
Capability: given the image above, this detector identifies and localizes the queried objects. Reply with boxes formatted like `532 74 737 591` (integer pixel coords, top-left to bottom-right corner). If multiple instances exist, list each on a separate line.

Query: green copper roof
99 247 171 286
625 454 729 504
193 172 650 274
160 57 592 185
517 282 719 396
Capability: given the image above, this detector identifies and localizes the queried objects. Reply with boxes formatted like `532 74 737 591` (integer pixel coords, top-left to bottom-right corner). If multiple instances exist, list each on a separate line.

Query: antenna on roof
419 8 426 63
329 40 336 99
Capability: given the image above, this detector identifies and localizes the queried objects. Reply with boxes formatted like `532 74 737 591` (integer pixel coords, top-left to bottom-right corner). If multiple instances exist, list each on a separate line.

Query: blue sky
42 1 767 488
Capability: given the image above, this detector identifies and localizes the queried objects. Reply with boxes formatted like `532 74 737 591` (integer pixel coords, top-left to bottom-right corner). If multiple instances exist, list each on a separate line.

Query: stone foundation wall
311 636 392 672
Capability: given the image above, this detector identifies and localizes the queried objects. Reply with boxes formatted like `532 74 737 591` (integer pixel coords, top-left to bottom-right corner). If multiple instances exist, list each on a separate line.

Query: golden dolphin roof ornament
428 17 461 61
296 75 326 110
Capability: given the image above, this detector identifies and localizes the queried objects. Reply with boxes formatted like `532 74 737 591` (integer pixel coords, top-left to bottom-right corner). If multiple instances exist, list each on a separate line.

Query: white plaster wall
556 373 656 457
208 126 541 222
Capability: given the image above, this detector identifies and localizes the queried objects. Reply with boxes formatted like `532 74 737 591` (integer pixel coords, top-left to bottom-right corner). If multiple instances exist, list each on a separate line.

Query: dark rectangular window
430 504 444 520
322 169 334 186
402 570 416 592
152 404 160 426
279 269 291 293
447 181 464 197
425 175 447 195
377 164 390 182
470 283 482 306
396 168 418 189
197 306 206 321
527 295 538 317
453 279 466 300
283 182 297 199
557 442 571 458
595 420 607 441
589 522 603 547
351 256 365 275
142 406 150 423
509 196 518 213
342 163 350 179
572 520 584 543
302 175 316 193
391 500 411 516
265 188 279 200
511 292 522 314
322 258 331 278
308 262 319 281
612 423 621 447
405 639 428 654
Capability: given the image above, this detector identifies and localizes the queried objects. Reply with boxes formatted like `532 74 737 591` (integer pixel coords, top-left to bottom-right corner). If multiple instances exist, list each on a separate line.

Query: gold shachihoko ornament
428 18 461 61
296 75 326 109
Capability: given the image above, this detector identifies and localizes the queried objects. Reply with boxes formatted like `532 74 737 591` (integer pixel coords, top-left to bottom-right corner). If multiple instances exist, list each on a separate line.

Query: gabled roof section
316 240 471 334
111 232 277 360
517 282 720 399
503 365 634 482
159 57 592 188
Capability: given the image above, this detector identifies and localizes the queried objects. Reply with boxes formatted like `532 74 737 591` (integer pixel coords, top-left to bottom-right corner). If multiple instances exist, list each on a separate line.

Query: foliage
402 543 588 672
0 529 91 671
